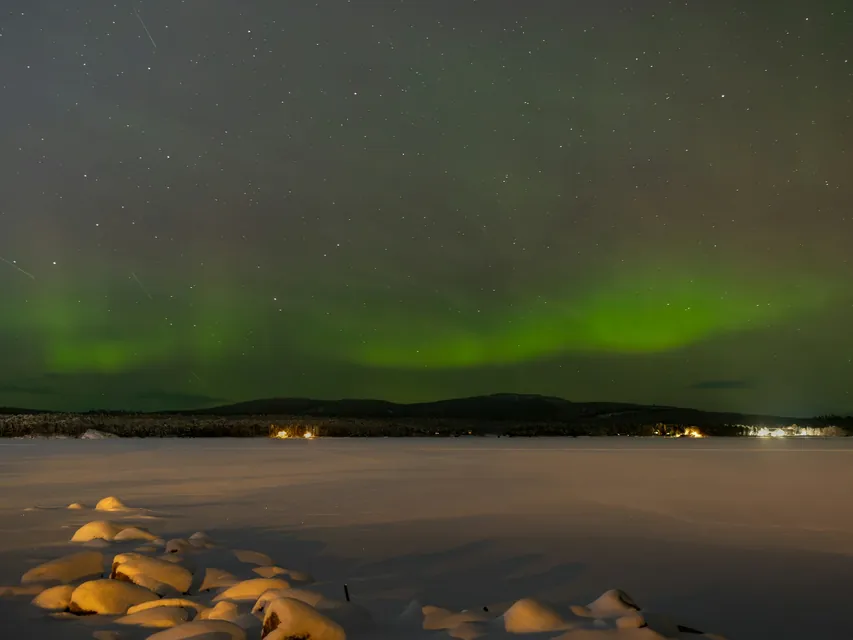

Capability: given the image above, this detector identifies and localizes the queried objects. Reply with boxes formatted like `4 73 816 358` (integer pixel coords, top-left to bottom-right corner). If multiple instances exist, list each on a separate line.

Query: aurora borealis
1 1 851 415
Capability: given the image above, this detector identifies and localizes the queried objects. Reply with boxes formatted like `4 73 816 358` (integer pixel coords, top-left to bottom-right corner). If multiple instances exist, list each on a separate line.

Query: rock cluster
1 495 727 639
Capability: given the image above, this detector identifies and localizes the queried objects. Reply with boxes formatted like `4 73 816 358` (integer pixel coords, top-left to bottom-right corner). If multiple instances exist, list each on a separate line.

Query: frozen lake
2 437 853 638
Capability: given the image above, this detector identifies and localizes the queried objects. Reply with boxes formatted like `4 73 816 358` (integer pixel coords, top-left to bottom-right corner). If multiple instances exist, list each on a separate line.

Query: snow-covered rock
115 605 190 628
196 603 259 633
111 552 193 594
213 578 290 602
95 496 129 512
503 598 569 633
68 579 158 615
113 526 160 542
199 601 240 621
147 619 247 640
572 590 641 619
70 520 128 543
165 538 191 554
635 611 681 636
252 587 325 615
130 574 182 597
188 531 215 548
125 597 208 616
198 567 239 592
21 550 104 584
262 597 345 640
616 612 647 629
31 584 75 611
252 566 287 579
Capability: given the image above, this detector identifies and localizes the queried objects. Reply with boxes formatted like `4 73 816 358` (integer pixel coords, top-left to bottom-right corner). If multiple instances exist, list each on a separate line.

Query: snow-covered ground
1 437 852 639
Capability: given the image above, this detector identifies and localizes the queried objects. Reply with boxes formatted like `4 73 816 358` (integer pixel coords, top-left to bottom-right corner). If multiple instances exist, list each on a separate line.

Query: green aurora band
296 267 835 369
0 262 837 378
2 279 249 375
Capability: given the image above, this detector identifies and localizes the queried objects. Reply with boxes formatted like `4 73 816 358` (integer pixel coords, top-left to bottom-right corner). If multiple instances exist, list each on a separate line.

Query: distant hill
179 393 815 427
3 393 849 430
0 406 43 415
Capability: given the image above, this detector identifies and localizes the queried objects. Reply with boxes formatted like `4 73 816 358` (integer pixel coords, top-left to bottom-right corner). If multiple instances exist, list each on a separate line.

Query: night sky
1 1 851 416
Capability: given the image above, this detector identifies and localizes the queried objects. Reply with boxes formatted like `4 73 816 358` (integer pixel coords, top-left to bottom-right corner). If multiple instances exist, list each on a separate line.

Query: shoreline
5 432 851 440
2 414 848 439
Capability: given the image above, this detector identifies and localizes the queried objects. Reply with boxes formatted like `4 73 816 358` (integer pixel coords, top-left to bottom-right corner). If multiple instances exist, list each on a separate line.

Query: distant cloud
0 383 56 396
689 379 753 390
135 391 226 407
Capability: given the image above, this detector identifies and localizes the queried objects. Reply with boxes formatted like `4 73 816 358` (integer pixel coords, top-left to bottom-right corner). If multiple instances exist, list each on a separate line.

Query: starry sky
1 0 851 416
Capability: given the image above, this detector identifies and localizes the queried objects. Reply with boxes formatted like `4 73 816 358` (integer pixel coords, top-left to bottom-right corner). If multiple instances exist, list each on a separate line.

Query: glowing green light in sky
292 266 835 369
0 261 837 379
0 279 249 375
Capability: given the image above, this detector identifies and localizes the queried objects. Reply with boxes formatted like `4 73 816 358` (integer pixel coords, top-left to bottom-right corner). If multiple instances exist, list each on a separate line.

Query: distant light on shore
270 426 316 439
748 426 834 438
